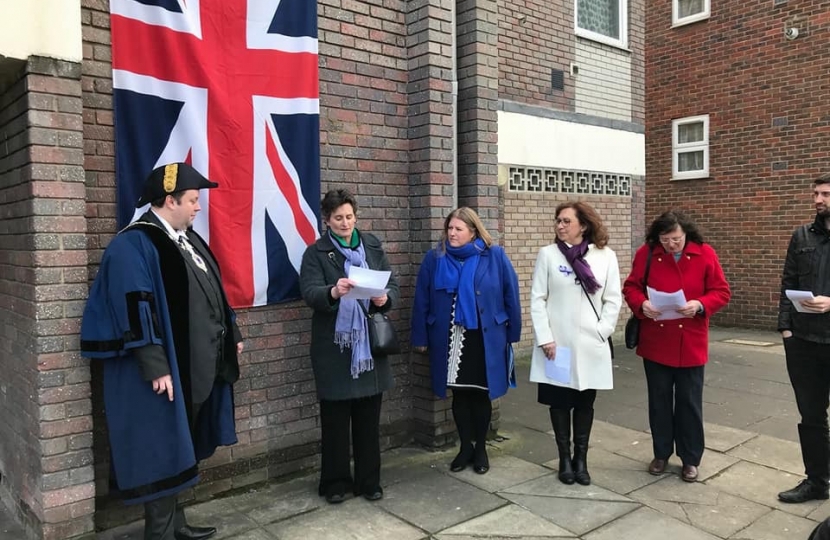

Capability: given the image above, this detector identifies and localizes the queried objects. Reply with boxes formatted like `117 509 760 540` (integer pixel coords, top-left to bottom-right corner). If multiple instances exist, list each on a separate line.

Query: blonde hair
437 207 493 253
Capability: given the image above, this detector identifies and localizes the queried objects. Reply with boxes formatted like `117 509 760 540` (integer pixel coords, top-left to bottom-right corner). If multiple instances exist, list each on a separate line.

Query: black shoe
363 487 383 501
473 443 489 474
450 444 474 472
324 487 346 504
778 479 830 503
174 525 217 540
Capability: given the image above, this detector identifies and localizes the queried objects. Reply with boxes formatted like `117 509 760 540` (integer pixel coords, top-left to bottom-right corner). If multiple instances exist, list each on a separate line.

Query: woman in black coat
299 189 400 504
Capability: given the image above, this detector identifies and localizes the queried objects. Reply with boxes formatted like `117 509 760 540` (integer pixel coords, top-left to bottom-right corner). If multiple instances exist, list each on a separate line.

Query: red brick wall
645 1 830 328
498 0 575 110
0 56 93 540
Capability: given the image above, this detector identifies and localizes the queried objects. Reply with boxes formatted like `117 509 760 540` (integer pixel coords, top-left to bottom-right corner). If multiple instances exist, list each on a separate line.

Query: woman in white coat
530 202 621 486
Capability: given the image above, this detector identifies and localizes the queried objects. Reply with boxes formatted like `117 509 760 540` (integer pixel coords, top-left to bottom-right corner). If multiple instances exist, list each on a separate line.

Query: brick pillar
454 0 503 432
455 0 499 230
0 56 92 539
406 0 456 447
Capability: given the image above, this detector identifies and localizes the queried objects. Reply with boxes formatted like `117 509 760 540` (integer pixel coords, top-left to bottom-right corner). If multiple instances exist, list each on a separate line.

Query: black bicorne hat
136 163 218 207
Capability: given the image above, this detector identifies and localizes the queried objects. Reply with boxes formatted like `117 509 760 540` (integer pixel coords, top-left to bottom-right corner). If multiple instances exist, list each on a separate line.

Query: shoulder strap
642 248 653 292
579 279 602 322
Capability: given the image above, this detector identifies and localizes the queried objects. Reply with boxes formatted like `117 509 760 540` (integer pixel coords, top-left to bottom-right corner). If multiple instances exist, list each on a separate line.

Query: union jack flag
111 0 320 307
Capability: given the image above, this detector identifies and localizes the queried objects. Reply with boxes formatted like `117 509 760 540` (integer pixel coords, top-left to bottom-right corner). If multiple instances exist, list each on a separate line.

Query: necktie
178 235 208 273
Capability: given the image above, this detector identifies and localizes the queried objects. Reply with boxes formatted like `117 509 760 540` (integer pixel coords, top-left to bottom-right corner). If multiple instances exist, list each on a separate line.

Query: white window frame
575 0 629 49
672 0 711 27
672 115 710 180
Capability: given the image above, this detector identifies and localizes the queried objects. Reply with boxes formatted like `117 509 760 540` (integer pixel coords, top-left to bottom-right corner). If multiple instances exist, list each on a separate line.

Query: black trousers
319 393 383 496
142 401 204 540
643 359 705 466
144 496 187 540
785 337 830 484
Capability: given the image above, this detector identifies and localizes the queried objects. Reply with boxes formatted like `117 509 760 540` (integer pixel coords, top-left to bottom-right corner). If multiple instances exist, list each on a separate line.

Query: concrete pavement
3 328 828 539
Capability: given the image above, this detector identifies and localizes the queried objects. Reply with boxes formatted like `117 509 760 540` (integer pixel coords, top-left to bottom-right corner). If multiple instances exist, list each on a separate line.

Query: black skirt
537 383 597 409
448 327 488 391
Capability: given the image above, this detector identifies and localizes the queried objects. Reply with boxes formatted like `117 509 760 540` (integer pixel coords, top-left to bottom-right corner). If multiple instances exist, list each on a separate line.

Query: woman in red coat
623 211 730 482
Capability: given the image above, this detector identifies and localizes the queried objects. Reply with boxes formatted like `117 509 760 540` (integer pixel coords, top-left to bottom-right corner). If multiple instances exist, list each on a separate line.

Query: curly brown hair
555 202 609 248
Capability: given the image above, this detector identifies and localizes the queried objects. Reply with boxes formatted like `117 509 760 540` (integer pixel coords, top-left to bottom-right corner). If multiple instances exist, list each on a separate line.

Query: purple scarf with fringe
556 238 601 294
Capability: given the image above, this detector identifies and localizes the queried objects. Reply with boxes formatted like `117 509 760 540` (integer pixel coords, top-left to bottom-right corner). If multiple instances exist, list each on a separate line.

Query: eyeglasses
555 218 574 226
659 234 686 245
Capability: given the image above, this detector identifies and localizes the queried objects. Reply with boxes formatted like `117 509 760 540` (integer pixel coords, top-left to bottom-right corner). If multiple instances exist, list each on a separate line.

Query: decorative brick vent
506 165 632 196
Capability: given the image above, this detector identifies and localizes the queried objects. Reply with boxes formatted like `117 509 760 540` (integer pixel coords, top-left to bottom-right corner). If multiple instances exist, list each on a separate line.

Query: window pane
678 151 704 172
678 122 704 144
678 0 704 18
578 0 620 39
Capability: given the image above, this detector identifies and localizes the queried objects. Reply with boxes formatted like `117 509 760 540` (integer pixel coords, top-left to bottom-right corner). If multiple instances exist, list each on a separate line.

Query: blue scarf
556 238 601 295
435 238 485 329
330 231 373 379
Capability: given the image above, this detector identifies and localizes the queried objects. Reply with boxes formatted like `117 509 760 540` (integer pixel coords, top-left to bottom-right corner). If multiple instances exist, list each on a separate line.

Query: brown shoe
681 464 698 482
648 458 667 475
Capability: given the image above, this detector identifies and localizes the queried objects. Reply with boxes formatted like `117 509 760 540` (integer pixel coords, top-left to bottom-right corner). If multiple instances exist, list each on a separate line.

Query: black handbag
359 302 400 356
624 316 640 349
625 249 653 349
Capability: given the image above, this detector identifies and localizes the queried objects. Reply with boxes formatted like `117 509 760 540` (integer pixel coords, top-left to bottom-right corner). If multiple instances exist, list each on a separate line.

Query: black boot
450 393 474 472
572 408 594 486
549 408 574 484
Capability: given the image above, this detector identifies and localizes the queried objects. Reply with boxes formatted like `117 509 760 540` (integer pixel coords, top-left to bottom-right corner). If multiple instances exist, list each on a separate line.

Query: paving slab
704 402 775 431
241 487 322 526
729 508 818 540
746 416 799 442
594 401 651 433
548 447 665 494
375 466 506 534
807 500 830 522
181 498 259 539
704 422 757 452
706 372 794 401
584 506 720 540
224 529 277 540
501 493 639 536
501 473 632 503
91 521 143 540
726 434 804 476
450 455 551 493
226 476 322 525
697 449 741 481
707 460 820 517
264 498 426 540
589 421 652 454
628 477 770 537
497 425 560 466
609 434 659 464
438 503 575 537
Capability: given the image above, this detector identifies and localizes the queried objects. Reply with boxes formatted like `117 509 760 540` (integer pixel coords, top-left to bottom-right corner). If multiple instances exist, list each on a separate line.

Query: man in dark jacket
81 163 242 539
778 172 830 504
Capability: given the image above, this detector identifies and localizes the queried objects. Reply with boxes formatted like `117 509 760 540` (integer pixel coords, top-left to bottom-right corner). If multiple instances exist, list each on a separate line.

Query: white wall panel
0 0 83 62
498 110 645 175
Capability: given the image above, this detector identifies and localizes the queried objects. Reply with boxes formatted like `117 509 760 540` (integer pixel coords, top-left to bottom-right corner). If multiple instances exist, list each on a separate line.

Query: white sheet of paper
786 289 816 313
342 266 391 300
545 346 572 385
647 286 688 320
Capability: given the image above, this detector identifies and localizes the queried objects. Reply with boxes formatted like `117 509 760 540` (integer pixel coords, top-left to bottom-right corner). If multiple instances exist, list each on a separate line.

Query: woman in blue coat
412 207 522 474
